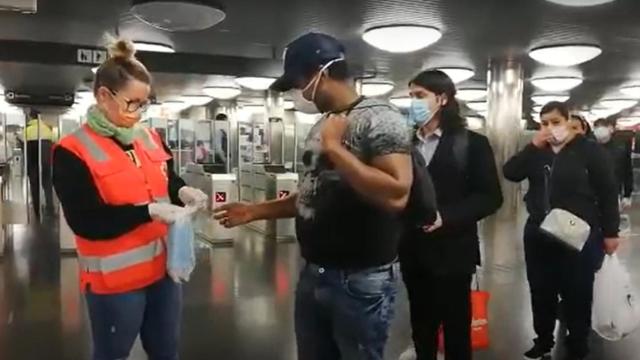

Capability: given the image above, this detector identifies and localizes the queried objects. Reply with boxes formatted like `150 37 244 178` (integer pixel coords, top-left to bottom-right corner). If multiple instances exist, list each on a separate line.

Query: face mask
549 125 570 145
112 111 139 128
292 89 319 114
292 58 344 114
594 126 612 143
407 97 440 128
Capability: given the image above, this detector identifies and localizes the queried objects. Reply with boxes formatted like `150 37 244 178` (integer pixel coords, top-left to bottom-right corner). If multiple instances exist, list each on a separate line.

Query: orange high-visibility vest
58 124 171 294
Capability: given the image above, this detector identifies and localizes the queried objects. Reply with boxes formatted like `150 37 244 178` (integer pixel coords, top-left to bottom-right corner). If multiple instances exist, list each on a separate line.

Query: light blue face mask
408 99 435 128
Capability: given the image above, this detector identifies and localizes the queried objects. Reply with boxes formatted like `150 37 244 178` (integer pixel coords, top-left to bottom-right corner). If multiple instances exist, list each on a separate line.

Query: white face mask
549 125 570 145
594 126 612 143
291 58 344 115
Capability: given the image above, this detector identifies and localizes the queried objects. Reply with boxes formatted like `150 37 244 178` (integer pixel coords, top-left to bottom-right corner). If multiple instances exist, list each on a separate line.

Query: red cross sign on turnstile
278 190 290 199
215 192 227 203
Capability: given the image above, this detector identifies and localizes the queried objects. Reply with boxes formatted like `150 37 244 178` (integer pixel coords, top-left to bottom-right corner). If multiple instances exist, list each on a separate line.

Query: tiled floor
0 206 639 359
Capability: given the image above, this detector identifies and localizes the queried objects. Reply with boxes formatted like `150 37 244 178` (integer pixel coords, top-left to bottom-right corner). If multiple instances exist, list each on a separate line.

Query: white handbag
540 208 591 251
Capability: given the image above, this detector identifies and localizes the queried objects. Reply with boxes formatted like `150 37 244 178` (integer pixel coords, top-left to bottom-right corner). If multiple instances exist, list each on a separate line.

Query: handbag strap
543 162 554 214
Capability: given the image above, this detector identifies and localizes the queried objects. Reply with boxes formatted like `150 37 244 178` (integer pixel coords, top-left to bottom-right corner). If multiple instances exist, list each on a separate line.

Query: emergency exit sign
215 192 227 203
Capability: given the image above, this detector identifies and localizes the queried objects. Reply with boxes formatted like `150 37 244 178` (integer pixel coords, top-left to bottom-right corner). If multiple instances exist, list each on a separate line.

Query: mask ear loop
310 58 345 102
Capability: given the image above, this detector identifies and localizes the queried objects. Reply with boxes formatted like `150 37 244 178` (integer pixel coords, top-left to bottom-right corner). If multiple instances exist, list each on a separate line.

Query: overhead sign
215 192 227 203
76 48 107 65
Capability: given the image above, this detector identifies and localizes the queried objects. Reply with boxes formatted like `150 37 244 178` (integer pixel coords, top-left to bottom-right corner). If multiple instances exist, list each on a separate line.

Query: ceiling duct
131 0 226 32
0 0 36 13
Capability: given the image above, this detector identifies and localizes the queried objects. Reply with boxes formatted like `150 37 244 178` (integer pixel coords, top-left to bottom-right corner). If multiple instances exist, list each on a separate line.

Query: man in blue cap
214 32 412 359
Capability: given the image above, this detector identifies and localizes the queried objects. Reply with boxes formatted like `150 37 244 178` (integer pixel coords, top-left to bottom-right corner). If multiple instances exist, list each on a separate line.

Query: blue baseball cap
270 32 346 92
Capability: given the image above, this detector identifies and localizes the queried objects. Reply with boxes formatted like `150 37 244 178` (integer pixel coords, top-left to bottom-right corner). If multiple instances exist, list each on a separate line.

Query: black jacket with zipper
399 129 503 275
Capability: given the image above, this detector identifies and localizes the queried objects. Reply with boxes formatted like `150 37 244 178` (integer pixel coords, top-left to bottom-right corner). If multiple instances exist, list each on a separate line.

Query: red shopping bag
438 289 491 352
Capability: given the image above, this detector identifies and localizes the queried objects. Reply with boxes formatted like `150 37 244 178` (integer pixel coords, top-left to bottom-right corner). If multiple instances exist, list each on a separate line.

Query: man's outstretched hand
213 202 256 228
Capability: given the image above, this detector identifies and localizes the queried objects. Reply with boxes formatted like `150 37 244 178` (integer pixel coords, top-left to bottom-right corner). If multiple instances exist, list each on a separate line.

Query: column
481 58 525 271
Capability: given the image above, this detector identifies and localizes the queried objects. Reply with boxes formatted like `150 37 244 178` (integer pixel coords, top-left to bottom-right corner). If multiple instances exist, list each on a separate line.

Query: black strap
330 96 366 117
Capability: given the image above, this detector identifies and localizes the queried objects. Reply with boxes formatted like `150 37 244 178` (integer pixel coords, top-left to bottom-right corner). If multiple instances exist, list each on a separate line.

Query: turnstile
184 163 238 244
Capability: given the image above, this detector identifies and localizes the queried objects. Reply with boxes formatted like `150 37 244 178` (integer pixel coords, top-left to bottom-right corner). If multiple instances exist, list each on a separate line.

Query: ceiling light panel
545 0 615 6
203 86 241 100
457 88 487 102
529 45 602 67
131 0 226 32
235 77 276 91
133 41 175 53
467 101 488 112
362 25 442 53
531 77 583 92
180 95 213 106
599 99 638 110
360 81 395 97
531 95 570 104
620 86 640 98
390 97 412 108
437 67 475 84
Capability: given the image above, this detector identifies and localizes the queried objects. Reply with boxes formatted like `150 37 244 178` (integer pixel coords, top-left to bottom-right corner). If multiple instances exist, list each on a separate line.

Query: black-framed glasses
109 89 150 113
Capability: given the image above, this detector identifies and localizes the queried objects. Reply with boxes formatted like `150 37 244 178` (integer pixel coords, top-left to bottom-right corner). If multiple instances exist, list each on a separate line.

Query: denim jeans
85 276 182 360
295 261 399 360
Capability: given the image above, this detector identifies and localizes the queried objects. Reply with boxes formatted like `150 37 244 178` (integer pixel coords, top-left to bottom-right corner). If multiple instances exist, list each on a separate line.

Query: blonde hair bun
107 38 136 60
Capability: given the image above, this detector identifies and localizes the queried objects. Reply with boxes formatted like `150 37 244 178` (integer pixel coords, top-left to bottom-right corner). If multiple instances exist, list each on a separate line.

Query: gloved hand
621 197 632 210
148 203 190 224
178 186 208 209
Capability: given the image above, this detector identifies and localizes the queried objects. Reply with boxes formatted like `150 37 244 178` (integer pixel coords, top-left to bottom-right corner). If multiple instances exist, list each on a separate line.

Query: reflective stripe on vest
78 238 164 273
138 128 159 150
72 127 109 162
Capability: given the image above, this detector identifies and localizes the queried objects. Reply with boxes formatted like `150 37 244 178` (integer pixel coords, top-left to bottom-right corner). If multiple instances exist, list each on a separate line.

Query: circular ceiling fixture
162 100 188 112
235 77 276 91
360 81 395 97
133 41 175 53
533 105 543 113
437 67 475 84
390 97 412 108
283 100 295 110
457 88 487 102
362 25 442 53
620 85 640 98
531 94 570 104
599 99 638 110
531 77 583 92
466 101 488 112
466 116 485 130
203 86 241 100
545 0 615 6
180 95 213 106
131 0 226 32
529 45 602 67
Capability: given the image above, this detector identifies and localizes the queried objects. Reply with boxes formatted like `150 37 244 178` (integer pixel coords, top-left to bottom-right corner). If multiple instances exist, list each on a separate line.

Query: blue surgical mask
408 99 435 128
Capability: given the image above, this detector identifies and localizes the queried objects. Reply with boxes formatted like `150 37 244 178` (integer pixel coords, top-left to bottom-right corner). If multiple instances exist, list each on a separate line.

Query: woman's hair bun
107 38 136 60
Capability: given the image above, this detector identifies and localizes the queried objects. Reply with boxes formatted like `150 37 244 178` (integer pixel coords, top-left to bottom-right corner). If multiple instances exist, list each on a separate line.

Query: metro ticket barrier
183 163 238 244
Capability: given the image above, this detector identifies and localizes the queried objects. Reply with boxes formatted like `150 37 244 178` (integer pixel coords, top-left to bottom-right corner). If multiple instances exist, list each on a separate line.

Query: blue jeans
295 261 399 360
85 276 182 360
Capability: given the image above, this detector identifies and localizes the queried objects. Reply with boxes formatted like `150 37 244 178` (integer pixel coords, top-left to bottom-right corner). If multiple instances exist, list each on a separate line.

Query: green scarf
86 106 138 145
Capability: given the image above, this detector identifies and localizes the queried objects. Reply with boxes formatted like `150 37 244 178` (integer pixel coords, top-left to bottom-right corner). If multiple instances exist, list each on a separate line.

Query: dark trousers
27 163 53 217
401 265 472 360
524 220 599 357
85 276 182 360
295 262 399 360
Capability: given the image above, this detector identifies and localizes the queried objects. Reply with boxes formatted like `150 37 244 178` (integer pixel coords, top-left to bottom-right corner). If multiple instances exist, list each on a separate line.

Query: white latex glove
621 197 632 210
148 203 190 224
178 186 208 209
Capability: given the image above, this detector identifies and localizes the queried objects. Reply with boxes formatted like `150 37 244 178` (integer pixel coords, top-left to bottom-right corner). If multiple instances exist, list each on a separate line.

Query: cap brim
270 73 296 92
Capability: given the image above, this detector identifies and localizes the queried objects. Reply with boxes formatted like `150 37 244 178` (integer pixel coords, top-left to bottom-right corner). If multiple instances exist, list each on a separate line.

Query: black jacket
602 138 633 198
399 129 503 275
503 136 619 238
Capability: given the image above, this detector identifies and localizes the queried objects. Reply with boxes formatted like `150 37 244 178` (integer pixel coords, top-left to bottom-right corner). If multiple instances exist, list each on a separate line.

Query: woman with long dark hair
399 70 503 360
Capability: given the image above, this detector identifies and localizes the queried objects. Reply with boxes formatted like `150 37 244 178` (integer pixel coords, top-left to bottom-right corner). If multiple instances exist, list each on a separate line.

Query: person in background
195 140 210 163
53 38 207 360
399 70 503 360
569 114 592 139
593 117 634 210
214 32 412 360
24 108 55 218
503 102 620 360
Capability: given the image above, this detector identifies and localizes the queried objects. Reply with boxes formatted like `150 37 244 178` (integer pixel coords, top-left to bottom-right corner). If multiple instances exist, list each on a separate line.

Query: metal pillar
481 58 525 271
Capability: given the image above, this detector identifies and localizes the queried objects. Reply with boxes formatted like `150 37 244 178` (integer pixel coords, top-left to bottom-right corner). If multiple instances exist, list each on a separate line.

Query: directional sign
93 50 108 64
278 190 290 199
215 192 227 203
77 49 93 64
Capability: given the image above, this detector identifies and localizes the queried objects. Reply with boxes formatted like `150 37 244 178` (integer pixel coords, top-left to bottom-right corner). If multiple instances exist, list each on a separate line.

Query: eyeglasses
109 89 150 113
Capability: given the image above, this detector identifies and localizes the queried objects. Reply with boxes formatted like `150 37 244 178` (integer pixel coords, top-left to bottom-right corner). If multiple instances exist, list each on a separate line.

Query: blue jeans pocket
344 270 394 299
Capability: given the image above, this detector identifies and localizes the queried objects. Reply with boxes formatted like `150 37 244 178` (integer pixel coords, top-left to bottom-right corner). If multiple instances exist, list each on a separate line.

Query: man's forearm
252 194 298 220
324 145 410 211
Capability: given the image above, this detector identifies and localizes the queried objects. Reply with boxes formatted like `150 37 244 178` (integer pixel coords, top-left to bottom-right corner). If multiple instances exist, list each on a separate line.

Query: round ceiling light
360 81 395 97
180 95 213 106
203 86 241 100
545 0 615 6
620 85 640 98
235 77 276 91
531 77 583 92
466 116 485 130
437 67 475 84
457 88 487 102
390 97 412 108
133 41 175 53
131 0 226 32
283 100 295 110
362 25 442 53
533 105 543 113
599 99 638 110
162 100 189 112
617 117 640 127
531 94 570 104
529 45 602 67
467 101 488 112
